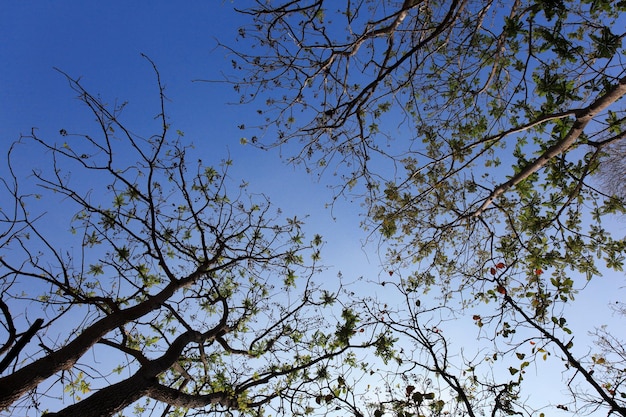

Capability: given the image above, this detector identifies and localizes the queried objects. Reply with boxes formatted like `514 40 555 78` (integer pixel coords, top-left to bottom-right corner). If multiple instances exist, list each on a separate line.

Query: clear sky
0 1 375 268
1 2 624 416
0 3 383 413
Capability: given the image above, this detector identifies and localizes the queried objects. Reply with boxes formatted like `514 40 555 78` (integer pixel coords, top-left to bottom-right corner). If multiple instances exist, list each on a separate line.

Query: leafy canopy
0 61 384 417
222 0 626 415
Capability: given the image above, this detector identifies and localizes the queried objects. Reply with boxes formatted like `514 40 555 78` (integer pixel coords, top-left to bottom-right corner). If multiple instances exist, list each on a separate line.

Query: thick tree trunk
0 267 208 410
44 371 152 417
43 327 222 417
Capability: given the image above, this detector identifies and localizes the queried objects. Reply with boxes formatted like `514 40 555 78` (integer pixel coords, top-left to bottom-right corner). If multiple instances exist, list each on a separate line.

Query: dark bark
0 318 43 373
45 326 224 417
0 264 212 410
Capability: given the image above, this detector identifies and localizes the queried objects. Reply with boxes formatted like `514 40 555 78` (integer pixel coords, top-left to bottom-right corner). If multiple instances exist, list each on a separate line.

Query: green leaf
590 26 622 58
89 264 104 276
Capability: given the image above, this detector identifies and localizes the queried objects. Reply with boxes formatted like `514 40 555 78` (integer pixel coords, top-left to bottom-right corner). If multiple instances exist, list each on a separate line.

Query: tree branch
0 318 44 373
474 75 626 217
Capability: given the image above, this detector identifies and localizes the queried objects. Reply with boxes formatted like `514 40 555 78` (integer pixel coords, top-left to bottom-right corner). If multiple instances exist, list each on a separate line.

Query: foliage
223 1 626 415
0 61 378 416
597 137 626 200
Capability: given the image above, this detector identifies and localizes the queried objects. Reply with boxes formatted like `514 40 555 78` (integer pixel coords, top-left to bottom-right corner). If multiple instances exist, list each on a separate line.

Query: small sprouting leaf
113 194 125 208
89 264 104 276
116 246 130 260
284 269 296 287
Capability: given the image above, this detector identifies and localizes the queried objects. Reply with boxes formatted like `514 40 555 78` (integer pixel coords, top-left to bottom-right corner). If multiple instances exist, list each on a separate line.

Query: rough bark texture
44 372 151 417
44 326 222 417
0 267 208 410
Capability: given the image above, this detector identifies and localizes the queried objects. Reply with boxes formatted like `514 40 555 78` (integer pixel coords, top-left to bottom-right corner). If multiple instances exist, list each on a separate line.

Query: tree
0 60 384 416
220 1 626 415
597 139 626 200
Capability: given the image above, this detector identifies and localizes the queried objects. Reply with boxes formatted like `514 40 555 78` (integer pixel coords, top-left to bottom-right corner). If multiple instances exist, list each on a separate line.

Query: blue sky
0 1 380 354
1 2 625 415
0 3 380 413
2 2 248 161
0 1 371 260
